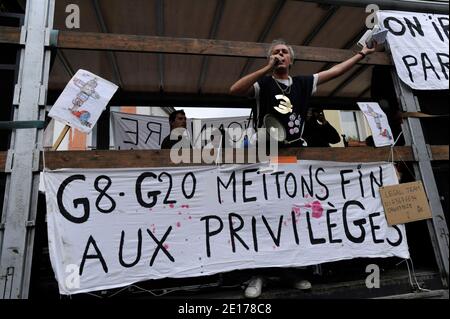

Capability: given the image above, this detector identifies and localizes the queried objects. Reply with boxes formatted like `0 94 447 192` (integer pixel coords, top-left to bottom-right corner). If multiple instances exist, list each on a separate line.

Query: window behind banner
340 111 370 144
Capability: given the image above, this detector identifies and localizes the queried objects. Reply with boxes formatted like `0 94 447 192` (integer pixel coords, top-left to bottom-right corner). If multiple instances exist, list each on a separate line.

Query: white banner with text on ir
44 161 409 294
377 11 449 90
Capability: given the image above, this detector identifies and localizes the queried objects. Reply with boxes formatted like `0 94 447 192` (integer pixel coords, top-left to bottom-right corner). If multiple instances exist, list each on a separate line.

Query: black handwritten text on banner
44 161 409 294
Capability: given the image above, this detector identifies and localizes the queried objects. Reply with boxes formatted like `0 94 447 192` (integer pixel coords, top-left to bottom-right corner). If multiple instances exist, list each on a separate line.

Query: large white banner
111 111 253 150
377 11 449 90
44 161 409 295
358 102 394 147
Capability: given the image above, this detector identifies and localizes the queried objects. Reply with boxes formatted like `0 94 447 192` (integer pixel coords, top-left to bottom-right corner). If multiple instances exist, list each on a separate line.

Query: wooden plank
56 31 391 65
431 145 450 161
0 26 20 44
42 146 414 170
1 146 447 171
0 151 6 171
0 26 391 65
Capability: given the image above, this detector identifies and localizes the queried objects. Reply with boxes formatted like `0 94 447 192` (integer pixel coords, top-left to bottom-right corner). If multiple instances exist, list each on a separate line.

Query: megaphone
358 25 388 49
263 114 286 142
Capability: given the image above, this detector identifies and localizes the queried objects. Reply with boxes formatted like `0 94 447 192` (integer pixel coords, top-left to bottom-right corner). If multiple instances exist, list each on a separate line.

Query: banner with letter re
111 111 253 149
377 11 449 90
44 161 409 294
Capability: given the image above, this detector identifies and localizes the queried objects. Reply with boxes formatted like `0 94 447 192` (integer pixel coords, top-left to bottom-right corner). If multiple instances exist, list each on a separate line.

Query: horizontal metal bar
0 121 46 130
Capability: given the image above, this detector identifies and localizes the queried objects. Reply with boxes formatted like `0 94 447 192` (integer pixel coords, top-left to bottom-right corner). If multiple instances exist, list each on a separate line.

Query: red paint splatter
181 204 190 209
176 222 181 228
284 221 288 226
311 201 324 219
178 212 182 215
164 244 169 250
188 216 192 220
169 204 175 208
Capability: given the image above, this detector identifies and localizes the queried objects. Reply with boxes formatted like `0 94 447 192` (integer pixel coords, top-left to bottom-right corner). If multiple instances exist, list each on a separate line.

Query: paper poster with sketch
49 69 118 133
358 102 394 147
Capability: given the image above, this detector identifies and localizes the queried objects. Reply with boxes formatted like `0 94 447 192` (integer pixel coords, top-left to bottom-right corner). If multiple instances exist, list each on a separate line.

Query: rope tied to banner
396 258 432 293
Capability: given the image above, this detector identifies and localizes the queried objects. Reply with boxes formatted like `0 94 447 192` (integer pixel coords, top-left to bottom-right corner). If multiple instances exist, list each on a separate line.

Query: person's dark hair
365 135 375 147
169 110 186 124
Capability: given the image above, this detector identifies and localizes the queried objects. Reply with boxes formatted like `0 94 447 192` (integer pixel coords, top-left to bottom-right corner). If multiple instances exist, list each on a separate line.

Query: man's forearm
329 54 364 77
317 45 375 85
229 65 272 96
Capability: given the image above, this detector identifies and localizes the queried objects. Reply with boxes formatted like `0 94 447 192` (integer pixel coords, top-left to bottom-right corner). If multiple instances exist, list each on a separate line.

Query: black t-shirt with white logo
255 75 316 144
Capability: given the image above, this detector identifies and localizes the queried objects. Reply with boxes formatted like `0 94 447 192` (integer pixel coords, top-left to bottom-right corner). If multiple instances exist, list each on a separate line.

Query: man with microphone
229 39 377 298
229 39 376 148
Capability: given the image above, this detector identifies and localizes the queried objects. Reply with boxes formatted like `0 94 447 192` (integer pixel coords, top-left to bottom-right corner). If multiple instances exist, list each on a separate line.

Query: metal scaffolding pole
0 0 54 299
391 71 449 288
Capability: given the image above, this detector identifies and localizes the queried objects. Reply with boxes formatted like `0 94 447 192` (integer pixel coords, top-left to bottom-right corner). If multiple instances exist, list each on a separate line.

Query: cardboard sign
379 181 432 225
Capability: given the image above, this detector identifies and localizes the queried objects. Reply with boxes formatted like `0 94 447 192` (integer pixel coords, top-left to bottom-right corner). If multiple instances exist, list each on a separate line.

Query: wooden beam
0 26 20 44
0 27 391 65
0 151 6 171
430 146 450 161
1 146 448 172
54 30 391 65
41 147 413 170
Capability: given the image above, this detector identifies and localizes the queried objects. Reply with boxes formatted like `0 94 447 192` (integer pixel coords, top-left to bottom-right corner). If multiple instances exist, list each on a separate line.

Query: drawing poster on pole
358 102 394 147
49 69 119 133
